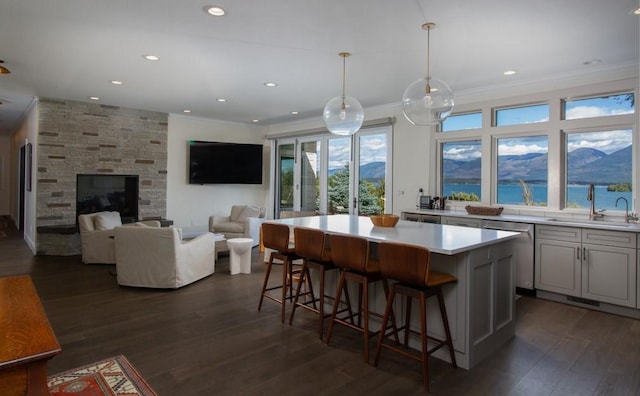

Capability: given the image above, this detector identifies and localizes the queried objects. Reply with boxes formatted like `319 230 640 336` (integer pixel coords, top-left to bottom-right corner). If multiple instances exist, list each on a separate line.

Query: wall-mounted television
76 174 139 223
188 141 263 184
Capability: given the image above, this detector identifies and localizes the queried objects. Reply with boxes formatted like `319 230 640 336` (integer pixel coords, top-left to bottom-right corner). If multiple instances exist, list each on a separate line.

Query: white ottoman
227 238 253 275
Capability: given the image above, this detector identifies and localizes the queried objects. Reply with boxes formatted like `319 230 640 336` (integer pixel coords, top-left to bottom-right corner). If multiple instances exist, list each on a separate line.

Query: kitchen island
268 214 520 369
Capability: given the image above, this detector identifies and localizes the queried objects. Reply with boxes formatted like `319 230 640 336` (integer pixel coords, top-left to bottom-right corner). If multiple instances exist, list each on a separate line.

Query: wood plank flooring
1 227 639 395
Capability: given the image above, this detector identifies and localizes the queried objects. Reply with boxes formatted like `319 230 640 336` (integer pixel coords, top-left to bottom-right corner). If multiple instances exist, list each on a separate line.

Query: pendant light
402 23 454 126
0 60 10 74
323 52 364 136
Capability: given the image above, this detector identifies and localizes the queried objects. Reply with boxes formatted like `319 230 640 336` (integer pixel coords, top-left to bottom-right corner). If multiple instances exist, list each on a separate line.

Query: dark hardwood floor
1 226 639 395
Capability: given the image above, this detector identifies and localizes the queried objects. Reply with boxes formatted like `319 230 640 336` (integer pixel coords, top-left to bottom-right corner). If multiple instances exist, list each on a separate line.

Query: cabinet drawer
441 216 482 228
536 225 581 242
582 229 636 249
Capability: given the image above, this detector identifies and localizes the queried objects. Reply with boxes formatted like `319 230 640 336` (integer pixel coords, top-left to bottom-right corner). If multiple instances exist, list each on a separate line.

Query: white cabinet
536 238 582 296
535 225 637 308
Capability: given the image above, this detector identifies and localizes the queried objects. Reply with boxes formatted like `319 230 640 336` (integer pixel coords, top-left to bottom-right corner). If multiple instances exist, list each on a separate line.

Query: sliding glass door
275 142 295 216
274 126 392 217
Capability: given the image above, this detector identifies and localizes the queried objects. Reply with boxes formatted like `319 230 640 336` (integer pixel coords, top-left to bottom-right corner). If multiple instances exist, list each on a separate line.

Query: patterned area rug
48 355 158 396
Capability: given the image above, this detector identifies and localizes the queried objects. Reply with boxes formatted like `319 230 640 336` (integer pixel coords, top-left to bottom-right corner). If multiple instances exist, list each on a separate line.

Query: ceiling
0 0 638 137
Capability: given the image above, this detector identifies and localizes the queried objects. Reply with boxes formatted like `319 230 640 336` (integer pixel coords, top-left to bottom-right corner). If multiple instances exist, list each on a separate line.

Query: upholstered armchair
78 211 160 264
209 205 265 252
114 226 217 289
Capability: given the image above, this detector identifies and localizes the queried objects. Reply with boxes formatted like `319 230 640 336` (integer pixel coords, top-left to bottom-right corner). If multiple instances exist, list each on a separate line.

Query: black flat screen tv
76 174 139 223
189 141 263 184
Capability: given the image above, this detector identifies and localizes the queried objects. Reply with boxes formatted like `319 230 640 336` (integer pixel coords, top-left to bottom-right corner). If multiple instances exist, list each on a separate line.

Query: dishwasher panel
482 220 534 291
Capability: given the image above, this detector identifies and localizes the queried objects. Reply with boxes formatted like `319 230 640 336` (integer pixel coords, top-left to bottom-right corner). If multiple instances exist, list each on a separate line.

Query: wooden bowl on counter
370 214 400 227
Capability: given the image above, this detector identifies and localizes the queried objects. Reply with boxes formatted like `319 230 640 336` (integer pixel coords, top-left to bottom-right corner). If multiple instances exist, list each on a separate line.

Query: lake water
443 184 633 210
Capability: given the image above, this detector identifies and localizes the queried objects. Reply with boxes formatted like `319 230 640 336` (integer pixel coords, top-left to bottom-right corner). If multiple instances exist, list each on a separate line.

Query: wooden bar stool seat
258 222 304 323
288 227 341 339
373 241 457 392
325 234 397 364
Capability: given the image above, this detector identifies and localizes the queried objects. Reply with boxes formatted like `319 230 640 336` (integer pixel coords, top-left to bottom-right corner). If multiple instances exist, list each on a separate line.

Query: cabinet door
582 244 637 308
535 239 581 296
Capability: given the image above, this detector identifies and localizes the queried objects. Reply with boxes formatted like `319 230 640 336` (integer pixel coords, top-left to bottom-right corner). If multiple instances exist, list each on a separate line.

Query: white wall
10 100 38 252
264 103 432 215
0 136 10 215
167 114 269 233
263 65 639 216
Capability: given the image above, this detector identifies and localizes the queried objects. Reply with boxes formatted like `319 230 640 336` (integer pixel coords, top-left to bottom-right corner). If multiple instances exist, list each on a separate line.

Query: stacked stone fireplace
36 98 168 255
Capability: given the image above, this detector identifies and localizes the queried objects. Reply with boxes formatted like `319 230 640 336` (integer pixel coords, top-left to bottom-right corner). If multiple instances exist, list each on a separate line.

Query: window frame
493 102 551 127
561 91 635 121
434 78 637 214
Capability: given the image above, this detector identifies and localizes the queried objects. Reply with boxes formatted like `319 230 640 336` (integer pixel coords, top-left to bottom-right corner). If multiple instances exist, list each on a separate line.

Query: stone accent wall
36 98 168 255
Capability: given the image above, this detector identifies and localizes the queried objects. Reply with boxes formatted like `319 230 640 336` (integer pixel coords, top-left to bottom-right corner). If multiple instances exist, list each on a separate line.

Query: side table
227 238 254 275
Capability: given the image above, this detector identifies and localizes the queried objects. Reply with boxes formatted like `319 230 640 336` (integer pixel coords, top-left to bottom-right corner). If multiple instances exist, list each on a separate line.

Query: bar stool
373 241 457 392
288 227 340 339
325 234 396 364
258 222 302 323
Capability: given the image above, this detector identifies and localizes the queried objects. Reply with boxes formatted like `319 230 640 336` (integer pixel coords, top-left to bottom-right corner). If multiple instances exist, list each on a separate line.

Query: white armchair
114 226 217 289
78 211 160 264
209 205 265 252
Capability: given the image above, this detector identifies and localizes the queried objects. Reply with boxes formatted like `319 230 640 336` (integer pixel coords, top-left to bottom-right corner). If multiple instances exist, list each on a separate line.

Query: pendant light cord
426 26 431 83
339 52 350 110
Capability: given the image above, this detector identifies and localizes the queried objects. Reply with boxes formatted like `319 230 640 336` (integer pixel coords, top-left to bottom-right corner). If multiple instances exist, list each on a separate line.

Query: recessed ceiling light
204 5 225 16
503 70 517 76
291 111 299 115
252 119 259 123
633 7 640 15
89 96 100 101
110 80 123 85
144 55 160 61
264 82 278 87
583 59 602 66
183 109 192 113
216 98 227 102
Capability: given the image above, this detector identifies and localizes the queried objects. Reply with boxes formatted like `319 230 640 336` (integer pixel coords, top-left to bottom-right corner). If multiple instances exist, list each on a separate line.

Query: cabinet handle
576 247 580 260
583 247 587 262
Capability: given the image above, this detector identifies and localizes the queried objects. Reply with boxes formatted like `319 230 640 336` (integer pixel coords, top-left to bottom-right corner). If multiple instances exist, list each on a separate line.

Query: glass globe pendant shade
402 76 454 126
323 95 364 136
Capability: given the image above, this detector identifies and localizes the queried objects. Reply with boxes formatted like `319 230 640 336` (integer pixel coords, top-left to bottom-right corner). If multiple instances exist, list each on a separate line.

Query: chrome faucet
587 183 604 220
615 197 634 223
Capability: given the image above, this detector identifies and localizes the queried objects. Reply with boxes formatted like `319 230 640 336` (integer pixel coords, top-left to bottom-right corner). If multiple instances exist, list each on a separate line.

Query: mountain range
329 145 632 185
443 146 632 184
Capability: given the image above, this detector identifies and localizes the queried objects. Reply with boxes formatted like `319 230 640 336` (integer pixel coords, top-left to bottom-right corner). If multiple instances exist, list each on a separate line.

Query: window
563 93 635 120
495 103 549 126
441 140 481 201
441 111 482 132
496 136 548 206
565 129 632 210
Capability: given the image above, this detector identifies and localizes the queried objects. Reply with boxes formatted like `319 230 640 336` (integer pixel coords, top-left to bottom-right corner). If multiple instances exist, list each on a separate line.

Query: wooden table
0 275 61 396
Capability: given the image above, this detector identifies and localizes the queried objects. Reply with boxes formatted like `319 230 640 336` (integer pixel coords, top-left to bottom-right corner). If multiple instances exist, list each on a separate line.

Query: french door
273 126 392 217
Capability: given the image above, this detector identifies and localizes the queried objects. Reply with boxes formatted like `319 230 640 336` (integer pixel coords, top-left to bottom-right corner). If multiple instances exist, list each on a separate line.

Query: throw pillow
229 205 245 222
94 211 122 230
237 205 260 222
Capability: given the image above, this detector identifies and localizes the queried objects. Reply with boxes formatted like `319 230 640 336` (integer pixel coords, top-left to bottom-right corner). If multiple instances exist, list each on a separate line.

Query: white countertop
403 208 640 232
268 214 520 255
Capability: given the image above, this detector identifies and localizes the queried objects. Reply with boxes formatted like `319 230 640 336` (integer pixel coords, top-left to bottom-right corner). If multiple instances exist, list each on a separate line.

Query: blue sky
443 94 634 161
296 94 634 167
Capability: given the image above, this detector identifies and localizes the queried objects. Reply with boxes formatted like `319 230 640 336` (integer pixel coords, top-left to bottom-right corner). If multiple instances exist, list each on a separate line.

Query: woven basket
464 205 504 216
